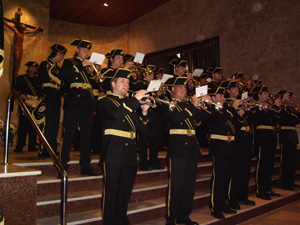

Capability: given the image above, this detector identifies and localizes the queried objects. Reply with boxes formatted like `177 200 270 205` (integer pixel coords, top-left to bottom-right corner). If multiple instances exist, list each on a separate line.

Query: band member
211 67 223 84
59 39 97 175
169 58 188 77
38 44 67 157
225 80 255 208
277 90 300 189
155 68 165 80
101 49 134 93
251 85 281 200
137 64 164 170
206 82 244 219
97 68 150 225
199 72 208 86
14 61 41 152
162 76 211 225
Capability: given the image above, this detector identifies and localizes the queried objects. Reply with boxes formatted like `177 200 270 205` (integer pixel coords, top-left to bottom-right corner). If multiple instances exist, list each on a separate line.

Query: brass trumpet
90 64 104 83
198 98 223 111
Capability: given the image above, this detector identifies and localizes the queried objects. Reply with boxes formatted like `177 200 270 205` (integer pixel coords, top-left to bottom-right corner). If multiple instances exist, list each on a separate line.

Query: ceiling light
104 3 109 7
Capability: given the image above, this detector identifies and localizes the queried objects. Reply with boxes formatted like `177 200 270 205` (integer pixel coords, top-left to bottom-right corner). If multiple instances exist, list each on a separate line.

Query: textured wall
0 0 128 119
128 0 300 96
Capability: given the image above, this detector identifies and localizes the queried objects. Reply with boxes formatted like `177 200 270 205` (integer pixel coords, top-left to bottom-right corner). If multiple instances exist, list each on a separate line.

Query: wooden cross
4 8 43 31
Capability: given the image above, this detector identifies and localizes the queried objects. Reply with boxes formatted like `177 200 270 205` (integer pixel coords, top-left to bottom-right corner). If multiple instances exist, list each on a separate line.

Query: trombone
198 98 223 111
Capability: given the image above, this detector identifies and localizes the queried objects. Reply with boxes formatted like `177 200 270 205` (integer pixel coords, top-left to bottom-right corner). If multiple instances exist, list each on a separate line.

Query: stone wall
0 0 128 119
128 0 300 97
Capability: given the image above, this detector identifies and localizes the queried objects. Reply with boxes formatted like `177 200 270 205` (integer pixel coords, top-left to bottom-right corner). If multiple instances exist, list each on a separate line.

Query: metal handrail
4 90 67 225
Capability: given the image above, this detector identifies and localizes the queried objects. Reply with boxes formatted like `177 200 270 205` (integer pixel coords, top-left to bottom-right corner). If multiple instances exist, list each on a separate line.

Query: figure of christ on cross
3 10 41 79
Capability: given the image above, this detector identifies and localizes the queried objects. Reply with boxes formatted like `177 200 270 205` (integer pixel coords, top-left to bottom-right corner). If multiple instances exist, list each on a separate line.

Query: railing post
4 95 12 165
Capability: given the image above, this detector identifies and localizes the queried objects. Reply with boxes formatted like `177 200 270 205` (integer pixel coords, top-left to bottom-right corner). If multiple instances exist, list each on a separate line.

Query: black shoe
292 183 300 188
221 206 237 214
266 190 281 197
80 169 99 176
151 163 164 170
282 185 295 191
238 199 255 206
177 218 199 225
139 165 151 171
211 211 225 219
257 193 271 200
228 202 240 210
14 148 22 153
38 153 50 158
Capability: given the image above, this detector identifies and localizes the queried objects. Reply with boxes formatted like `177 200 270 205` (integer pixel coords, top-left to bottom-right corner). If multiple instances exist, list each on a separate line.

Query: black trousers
280 142 297 187
255 142 276 194
15 110 37 151
138 131 162 166
209 141 234 213
41 103 61 154
101 163 137 225
165 158 198 223
60 108 94 171
91 109 103 154
229 135 252 202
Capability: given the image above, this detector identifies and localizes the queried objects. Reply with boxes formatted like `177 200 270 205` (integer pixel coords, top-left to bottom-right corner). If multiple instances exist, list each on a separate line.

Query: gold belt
43 83 60 90
70 83 92 89
104 129 136 139
281 126 296 130
240 126 250 132
210 134 234 142
257 125 274 130
169 129 195 136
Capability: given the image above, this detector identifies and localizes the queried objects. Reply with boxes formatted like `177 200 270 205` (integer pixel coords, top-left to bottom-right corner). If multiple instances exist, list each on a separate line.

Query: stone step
36 174 300 225
36 173 211 219
35 164 282 219
36 161 213 196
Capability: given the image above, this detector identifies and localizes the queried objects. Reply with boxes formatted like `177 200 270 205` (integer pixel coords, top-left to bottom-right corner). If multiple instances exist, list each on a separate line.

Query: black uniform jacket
98 94 149 166
161 100 211 160
252 105 280 146
60 57 95 111
39 58 62 106
206 103 244 142
279 107 300 145
16 73 41 98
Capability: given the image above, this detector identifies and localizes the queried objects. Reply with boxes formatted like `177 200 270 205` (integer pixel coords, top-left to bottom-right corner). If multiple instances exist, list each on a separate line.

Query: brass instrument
151 95 177 112
281 101 299 112
198 98 223 111
90 64 104 83
246 98 268 110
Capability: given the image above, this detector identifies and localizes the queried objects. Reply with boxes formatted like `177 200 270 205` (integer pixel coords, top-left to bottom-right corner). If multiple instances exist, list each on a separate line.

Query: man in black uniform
14 61 41 152
206 82 244 219
277 90 300 190
38 44 67 157
225 80 255 208
101 49 134 93
252 85 281 200
162 76 211 225
97 68 150 225
59 39 97 175
211 67 223 85
169 58 187 77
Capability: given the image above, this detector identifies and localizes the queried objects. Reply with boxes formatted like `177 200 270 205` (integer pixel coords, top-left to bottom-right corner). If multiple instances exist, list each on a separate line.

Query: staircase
13 149 300 225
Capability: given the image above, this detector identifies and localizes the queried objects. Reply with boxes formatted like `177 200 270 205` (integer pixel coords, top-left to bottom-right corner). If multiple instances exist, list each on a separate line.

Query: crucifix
3 8 43 82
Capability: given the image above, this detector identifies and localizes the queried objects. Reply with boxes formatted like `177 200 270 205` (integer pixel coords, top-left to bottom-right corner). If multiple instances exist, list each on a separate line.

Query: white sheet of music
242 92 248 100
192 69 204 77
89 52 105 65
147 80 161 92
196 85 208 97
134 52 145 64
161 74 174 83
